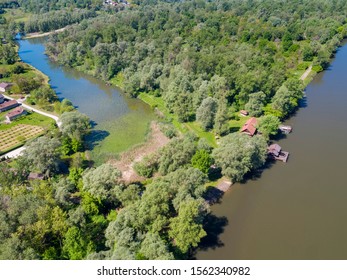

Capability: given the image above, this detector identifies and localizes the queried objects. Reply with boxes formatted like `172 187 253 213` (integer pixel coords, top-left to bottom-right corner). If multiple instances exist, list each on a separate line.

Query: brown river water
197 43 347 259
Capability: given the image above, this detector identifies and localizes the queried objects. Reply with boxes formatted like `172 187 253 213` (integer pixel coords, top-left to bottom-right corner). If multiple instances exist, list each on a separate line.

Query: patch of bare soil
110 121 170 183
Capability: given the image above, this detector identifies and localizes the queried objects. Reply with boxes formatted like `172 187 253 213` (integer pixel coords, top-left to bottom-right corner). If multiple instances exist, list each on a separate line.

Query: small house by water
279 125 292 134
267 143 289 162
241 117 257 136
0 100 19 112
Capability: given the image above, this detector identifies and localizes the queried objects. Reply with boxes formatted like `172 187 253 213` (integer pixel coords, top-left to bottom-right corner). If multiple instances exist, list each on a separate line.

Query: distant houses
241 117 257 136
0 99 19 113
0 82 11 93
6 107 27 122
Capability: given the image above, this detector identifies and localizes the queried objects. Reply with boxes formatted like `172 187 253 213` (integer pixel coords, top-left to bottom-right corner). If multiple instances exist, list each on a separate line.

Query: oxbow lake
18 37 155 164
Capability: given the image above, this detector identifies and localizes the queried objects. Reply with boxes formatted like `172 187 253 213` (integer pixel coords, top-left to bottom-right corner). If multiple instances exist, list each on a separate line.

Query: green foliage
60 111 90 140
158 136 196 175
245 91 266 117
257 115 281 138
191 150 213 174
22 136 61 176
196 97 218 130
133 156 157 178
62 226 94 260
140 232 174 260
82 163 121 201
169 199 207 254
213 133 268 182
271 79 304 118
24 9 97 33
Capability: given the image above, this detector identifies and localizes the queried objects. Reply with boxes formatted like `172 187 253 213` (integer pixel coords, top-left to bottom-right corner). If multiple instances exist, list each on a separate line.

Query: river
19 37 347 260
18 38 155 164
197 43 347 259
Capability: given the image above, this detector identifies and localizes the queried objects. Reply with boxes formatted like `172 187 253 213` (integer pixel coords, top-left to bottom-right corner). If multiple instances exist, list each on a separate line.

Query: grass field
0 124 45 155
3 8 31 23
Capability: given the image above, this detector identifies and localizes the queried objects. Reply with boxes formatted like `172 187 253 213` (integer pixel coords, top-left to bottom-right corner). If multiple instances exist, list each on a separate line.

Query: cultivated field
0 124 45 154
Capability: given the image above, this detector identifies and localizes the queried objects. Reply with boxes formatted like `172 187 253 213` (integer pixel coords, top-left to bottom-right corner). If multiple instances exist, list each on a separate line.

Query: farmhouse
0 94 4 104
0 82 11 92
6 107 27 122
241 117 258 136
0 100 19 112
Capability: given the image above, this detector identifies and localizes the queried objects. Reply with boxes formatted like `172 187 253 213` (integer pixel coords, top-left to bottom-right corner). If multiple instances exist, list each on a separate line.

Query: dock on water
267 144 289 163
279 125 292 134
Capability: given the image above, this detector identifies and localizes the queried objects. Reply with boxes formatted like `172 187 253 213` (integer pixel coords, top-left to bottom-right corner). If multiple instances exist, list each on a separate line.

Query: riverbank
24 27 67 39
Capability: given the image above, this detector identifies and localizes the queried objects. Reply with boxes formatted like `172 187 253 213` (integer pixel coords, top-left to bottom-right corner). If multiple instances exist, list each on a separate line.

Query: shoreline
24 27 67 39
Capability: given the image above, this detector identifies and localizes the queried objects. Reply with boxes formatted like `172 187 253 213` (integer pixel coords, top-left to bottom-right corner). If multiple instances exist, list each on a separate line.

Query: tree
60 111 90 140
158 137 196 175
257 115 280 138
82 163 121 201
196 97 218 130
22 136 61 176
140 232 174 260
214 98 229 135
191 150 213 174
62 226 94 260
213 133 268 182
245 91 266 117
168 199 207 254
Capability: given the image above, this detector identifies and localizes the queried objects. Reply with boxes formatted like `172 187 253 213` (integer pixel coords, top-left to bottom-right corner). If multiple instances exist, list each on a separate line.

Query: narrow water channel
18 38 155 164
198 43 347 259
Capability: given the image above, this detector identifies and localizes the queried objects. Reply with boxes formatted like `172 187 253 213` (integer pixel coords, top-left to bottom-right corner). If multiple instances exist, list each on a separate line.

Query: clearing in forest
111 122 170 183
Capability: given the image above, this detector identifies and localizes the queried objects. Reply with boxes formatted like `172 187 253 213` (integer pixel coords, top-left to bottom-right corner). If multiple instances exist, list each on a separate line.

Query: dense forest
46 0 347 124
1 0 347 260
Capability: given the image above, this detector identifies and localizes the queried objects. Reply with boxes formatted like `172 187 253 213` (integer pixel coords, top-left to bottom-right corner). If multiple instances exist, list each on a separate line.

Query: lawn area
0 111 55 130
0 124 45 155
229 115 250 133
138 92 217 146
3 8 31 23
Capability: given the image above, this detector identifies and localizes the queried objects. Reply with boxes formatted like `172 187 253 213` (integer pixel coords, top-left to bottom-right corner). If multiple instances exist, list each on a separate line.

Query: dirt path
3 94 61 127
25 27 67 39
111 122 170 183
300 65 312 81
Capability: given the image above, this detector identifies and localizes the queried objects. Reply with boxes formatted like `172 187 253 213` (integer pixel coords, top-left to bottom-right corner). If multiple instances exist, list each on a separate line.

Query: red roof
241 117 257 136
0 99 18 110
6 107 26 118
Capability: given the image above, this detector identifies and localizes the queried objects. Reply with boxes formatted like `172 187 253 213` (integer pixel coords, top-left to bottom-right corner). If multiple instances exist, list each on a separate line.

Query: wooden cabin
241 117 257 136
279 125 292 134
267 143 289 162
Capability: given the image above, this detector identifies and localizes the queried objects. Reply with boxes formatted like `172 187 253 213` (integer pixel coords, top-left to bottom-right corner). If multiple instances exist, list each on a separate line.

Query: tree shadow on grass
190 214 229 259
85 129 110 150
